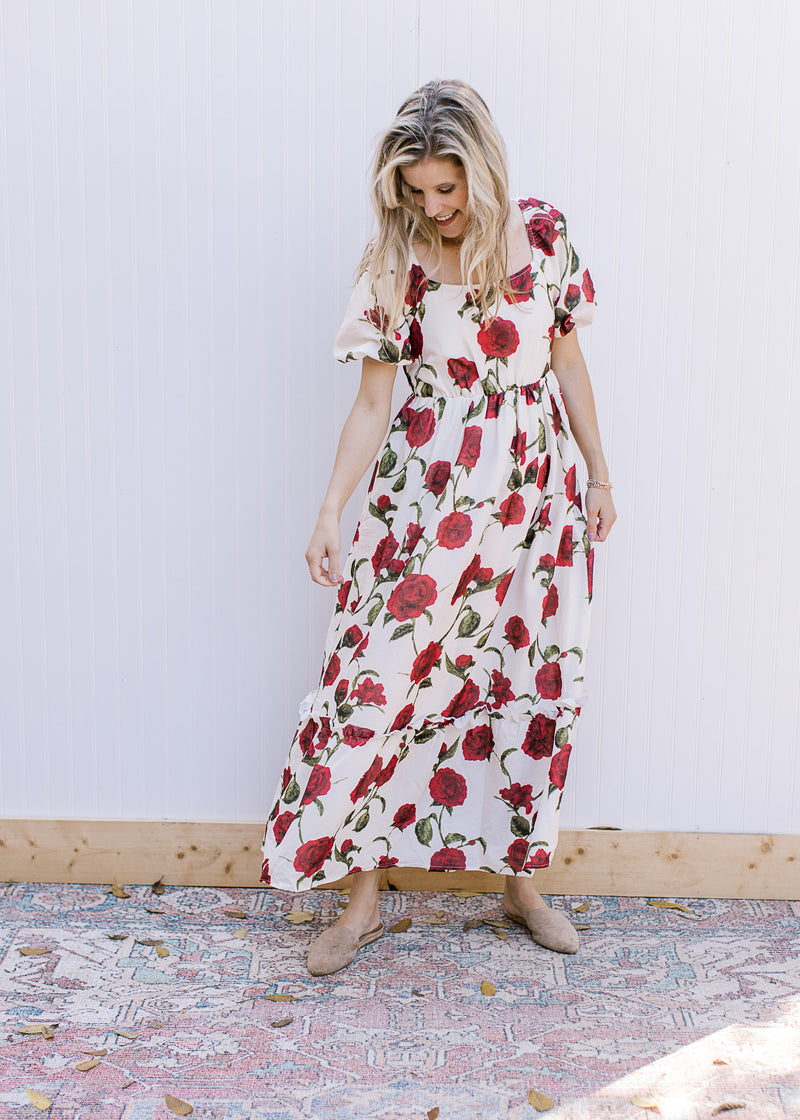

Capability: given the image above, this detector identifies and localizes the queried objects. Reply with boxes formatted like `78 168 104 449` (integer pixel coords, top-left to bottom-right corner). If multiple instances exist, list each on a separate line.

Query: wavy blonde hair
358 79 513 331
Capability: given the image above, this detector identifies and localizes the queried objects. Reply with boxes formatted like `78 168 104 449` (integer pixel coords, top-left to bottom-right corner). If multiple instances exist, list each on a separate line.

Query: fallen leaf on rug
284 910 314 923
223 909 248 919
18 1024 57 1036
389 918 412 932
271 1017 294 1028
493 928 509 941
337 899 349 908
145 907 166 914
574 925 591 931
631 1096 660 1109
165 1094 193 1116
449 889 484 898
647 900 695 916
75 1058 101 1071
107 880 131 899
25 1089 51 1111
424 915 448 924
18 947 51 956
113 1029 139 1039
428 1109 440 1119
527 1088 554 1111
462 918 483 930
480 980 496 996
135 939 164 947
151 877 166 895
482 918 511 928
233 927 247 938
155 945 170 958
572 902 589 913
711 1106 746 1115
411 989 424 996
264 994 299 1002
106 934 128 941
82 1048 108 1056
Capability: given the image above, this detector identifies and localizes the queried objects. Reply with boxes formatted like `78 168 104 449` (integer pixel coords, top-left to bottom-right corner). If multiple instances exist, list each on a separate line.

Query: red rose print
337 579 352 610
504 615 530 650
538 502 551 528
293 835 334 876
565 282 581 310
387 573 438 621
500 783 534 813
299 719 318 758
564 465 578 505
378 854 399 868
340 838 354 854
587 547 594 598
456 425 482 468
334 679 349 706
376 494 391 512
452 553 482 603
405 263 428 308
351 677 386 706
506 837 530 873
455 654 474 670
537 455 551 490
499 492 526 526
527 215 557 255
525 847 550 870
317 720 332 751
521 713 556 759
430 846 467 871
582 269 595 302
477 316 520 358
425 460 451 496
510 430 527 464
389 703 415 732
539 553 556 572
376 754 397 786
462 724 494 760
372 531 399 576
560 313 576 335
406 407 435 448
495 571 513 605
350 754 384 803
542 585 558 618
404 522 424 553
447 357 480 389
281 766 292 791
301 764 332 806
366 306 390 333
549 744 572 789
353 633 370 658
342 625 363 648
273 810 295 843
504 264 534 304
429 766 468 807
410 641 442 684
489 669 515 709
442 678 480 719
550 395 563 436
392 803 416 830
342 724 375 747
556 525 574 567
535 661 563 700
259 859 270 884
436 511 473 550
408 316 423 360
323 652 340 687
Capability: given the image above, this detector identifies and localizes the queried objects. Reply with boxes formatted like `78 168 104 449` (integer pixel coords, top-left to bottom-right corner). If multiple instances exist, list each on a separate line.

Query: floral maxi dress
260 198 597 892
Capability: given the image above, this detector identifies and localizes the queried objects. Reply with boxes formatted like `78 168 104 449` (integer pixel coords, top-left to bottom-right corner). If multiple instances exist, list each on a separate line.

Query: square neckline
409 198 533 289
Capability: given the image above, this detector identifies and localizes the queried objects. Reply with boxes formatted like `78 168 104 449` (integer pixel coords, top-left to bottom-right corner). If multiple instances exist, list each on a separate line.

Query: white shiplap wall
0 0 798 834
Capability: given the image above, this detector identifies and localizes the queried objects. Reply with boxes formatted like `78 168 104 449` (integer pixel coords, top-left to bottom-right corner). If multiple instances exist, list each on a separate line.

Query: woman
260 79 616 976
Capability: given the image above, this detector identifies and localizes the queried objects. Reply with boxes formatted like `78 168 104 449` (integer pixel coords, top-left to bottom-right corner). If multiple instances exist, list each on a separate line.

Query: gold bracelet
586 479 613 490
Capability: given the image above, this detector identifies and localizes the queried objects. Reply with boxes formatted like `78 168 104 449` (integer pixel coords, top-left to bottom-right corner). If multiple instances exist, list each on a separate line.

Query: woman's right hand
305 511 343 587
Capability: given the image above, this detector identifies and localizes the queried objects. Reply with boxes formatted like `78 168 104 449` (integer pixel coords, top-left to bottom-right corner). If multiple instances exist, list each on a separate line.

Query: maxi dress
260 197 597 892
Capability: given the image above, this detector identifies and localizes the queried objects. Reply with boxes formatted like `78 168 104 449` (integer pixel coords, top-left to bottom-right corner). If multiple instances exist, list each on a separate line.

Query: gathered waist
409 374 550 405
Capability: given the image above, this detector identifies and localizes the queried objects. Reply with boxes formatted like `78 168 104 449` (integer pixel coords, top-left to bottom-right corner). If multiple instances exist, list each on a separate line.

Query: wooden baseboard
1 819 797 899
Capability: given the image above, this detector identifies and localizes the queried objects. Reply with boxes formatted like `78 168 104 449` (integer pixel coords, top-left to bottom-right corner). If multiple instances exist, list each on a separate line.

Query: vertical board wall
1 0 798 833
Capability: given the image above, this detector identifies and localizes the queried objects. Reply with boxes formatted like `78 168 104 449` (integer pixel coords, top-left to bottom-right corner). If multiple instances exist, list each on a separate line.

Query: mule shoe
306 921 384 976
503 902 580 954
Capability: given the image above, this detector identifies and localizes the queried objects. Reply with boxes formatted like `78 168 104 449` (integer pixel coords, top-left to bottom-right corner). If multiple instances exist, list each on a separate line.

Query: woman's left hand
585 486 617 542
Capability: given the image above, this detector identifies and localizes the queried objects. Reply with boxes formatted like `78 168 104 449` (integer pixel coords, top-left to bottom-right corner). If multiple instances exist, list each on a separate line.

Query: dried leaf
424 915 447 924
283 910 314 924
449 889 484 898
18 1024 57 1036
572 902 589 913
121 1081 136 1089
528 1088 555 1111
631 1096 660 1110
428 1109 440 1120
493 927 509 941
145 907 166 914
106 933 128 941
712 1058 729 1066
82 1048 108 1056
411 989 424 996
482 918 511 929
270 1017 294 1028
113 1029 139 1039
25 1089 51 1111
264 993 299 1002
75 1058 101 1071
435 909 445 918
135 939 164 947
462 917 483 931
711 1106 745 1116
40 1025 55 1040
155 945 170 958
647 899 695 916
164 1094 194 1116
574 925 591 931
151 877 166 896
108 879 131 899
337 899 349 908
480 980 496 996
233 927 247 938
223 909 248 919
389 918 412 933
18 947 51 956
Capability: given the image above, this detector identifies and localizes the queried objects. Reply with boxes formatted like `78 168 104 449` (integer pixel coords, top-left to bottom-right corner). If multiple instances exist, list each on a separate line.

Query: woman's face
401 157 469 241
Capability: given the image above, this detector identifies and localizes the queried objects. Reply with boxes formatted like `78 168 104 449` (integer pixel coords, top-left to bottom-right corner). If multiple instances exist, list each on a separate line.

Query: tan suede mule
503 903 580 954
306 922 384 976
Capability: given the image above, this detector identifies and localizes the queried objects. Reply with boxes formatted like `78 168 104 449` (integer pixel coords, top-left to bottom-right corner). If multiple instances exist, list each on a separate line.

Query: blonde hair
358 79 513 331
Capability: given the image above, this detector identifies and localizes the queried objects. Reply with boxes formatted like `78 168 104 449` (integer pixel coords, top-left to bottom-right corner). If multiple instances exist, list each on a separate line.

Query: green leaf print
438 738 459 762
390 622 415 642
508 467 523 490
444 833 466 845
378 338 400 364
555 728 570 749
538 420 547 453
542 644 560 661
458 607 481 637
415 817 434 846
337 703 354 721
413 728 437 744
565 645 585 662
391 469 407 493
510 815 531 837
366 597 383 626
354 808 370 832
445 652 467 679
283 778 300 805
378 448 397 477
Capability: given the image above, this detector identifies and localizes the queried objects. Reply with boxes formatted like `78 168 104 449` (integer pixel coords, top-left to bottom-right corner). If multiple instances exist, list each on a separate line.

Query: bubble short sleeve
333 268 408 366
544 210 597 338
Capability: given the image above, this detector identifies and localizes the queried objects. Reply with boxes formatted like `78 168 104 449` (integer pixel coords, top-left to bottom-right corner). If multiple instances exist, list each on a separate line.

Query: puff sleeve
333 268 408 366
545 210 597 338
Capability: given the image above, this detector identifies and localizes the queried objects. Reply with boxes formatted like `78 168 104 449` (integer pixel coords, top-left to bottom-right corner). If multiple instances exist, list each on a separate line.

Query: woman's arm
306 356 399 587
550 330 617 543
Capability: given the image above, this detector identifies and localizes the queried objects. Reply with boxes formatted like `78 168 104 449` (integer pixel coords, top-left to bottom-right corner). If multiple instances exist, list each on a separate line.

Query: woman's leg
329 868 382 934
502 874 546 913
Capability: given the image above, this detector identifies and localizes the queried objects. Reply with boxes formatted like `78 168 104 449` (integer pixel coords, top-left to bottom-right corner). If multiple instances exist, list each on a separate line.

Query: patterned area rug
0 883 798 1119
